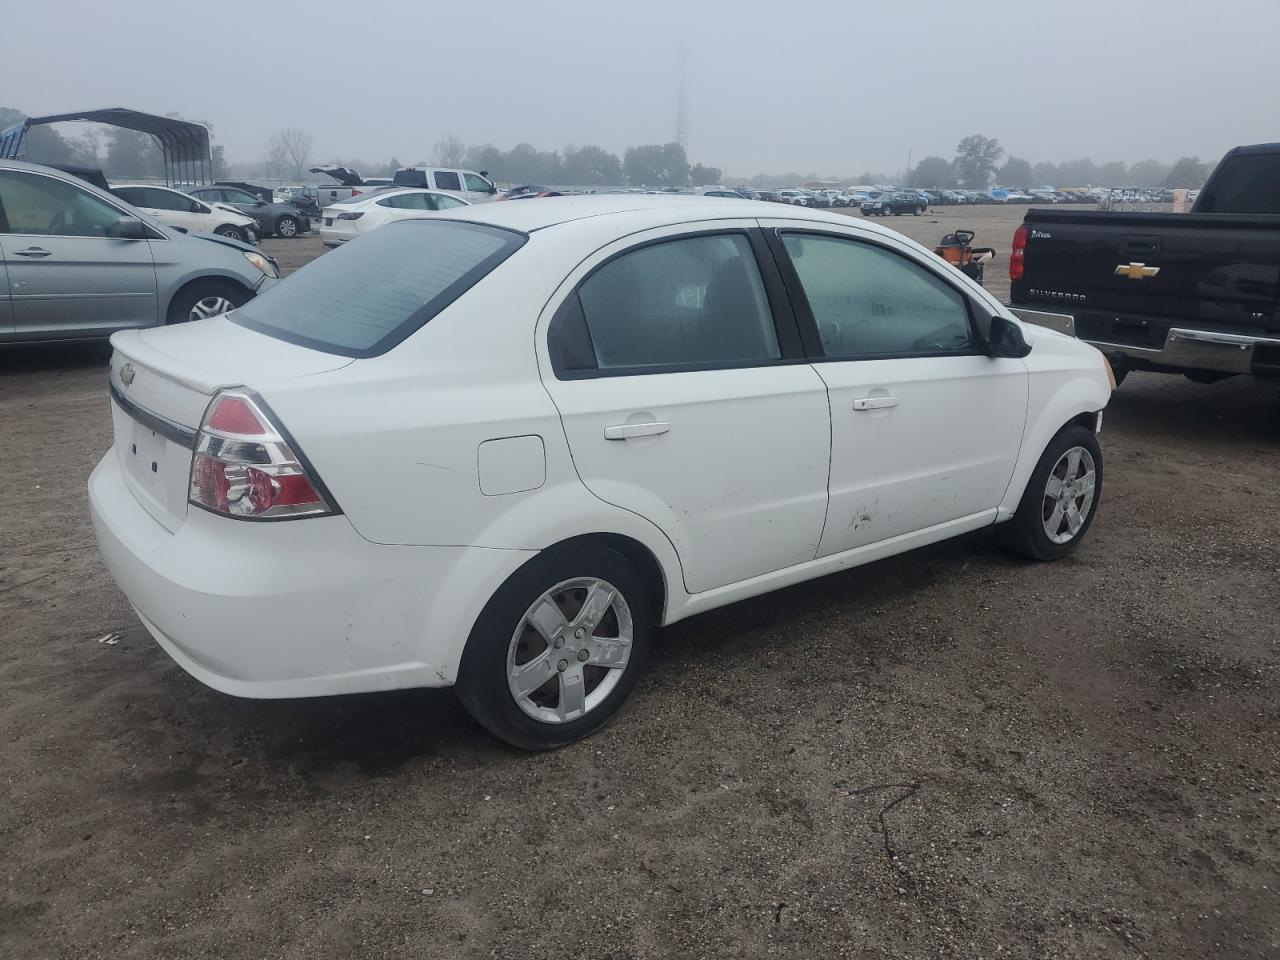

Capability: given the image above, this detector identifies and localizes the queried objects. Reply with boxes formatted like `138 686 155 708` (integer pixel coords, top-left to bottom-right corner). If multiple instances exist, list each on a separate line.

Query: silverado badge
1115 262 1160 280
120 362 136 386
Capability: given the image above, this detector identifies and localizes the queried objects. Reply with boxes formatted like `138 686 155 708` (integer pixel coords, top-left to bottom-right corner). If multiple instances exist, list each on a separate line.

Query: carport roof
0 108 212 186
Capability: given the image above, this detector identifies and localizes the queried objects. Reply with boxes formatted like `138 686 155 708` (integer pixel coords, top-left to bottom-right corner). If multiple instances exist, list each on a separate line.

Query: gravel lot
2 204 1278 959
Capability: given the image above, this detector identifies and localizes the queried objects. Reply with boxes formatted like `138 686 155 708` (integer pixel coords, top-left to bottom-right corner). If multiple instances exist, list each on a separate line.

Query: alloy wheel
506 577 633 724
1042 446 1096 544
188 296 236 321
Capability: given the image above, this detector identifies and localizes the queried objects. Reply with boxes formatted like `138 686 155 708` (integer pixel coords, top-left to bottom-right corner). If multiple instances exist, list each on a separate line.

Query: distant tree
433 134 466 167
563 144 623 185
908 156 955 188
266 128 312 180
104 129 162 178
624 144 666 186
689 162 721 186
1054 158 1098 187
377 156 403 177
1164 156 1210 188
210 144 227 179
1031 161 1058 185
996 156 1032 188
954 135 1003 189
1128 159 1170 188
1096 160 1128 186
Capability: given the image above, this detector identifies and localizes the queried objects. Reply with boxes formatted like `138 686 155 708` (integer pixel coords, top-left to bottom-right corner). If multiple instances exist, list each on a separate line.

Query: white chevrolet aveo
90 196 1113 749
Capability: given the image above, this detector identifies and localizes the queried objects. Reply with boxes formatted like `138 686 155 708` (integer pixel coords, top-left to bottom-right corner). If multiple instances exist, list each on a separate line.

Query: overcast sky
5 0 1277 177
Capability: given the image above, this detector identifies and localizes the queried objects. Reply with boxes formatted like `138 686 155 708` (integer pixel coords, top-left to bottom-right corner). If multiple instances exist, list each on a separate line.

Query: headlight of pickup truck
242 251 280 279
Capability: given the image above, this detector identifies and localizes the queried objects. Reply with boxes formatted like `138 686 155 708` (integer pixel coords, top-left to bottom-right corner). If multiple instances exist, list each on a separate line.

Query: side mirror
986 313 1032 358
107 216 149 240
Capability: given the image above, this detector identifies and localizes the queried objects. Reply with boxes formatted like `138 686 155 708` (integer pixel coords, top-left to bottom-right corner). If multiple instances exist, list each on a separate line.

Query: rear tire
998 424 1102 562
456 542 653 750
166 280 250 324
275 214 299 238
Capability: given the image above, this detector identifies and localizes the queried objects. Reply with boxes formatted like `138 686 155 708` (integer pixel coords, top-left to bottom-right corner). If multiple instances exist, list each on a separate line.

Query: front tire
215 224 246 241
456 542 653 750
166 280 250 324
999 424 1102 561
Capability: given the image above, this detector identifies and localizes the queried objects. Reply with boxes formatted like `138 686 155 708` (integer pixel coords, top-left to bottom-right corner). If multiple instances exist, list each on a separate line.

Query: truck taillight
1010 223 1029 280
189 389 335 520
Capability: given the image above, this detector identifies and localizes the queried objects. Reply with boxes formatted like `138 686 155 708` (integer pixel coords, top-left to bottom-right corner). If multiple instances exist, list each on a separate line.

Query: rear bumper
1009 306 1280 376
88 450 531 698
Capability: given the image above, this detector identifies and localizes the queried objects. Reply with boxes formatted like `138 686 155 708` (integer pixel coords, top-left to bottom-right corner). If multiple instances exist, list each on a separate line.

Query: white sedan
318 187 469 246
90 196 1113 750
111 184 259 243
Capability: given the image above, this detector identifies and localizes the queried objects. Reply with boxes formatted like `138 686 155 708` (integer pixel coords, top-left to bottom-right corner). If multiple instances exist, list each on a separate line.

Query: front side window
781 233 973 359
433 171 462 191
464 173 492 194
0 171 124 237
563 233 780 372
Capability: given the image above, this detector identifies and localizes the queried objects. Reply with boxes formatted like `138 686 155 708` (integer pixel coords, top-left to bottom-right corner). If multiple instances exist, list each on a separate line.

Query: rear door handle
604 421 670 440
13 247 51 258
852 396 899 411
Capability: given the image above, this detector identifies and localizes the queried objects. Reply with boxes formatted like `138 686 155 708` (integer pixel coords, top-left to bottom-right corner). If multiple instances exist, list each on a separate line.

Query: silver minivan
0 159 279 344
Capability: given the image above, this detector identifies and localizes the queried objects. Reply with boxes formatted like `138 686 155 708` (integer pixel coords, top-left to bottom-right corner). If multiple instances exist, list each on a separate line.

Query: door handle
852 396 899 411
604 421 670 441
13 247 51 258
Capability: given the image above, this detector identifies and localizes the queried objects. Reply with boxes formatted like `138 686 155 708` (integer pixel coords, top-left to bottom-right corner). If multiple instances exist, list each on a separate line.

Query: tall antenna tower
676 45 688 156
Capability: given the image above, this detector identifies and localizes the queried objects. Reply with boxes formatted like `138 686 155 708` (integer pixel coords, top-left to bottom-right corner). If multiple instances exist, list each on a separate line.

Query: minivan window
0 171 124 237
571 233 780 372
232 219 526 357
433 171 462 191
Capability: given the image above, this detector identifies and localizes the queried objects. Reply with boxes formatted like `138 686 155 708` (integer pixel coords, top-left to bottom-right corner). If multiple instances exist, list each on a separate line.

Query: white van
392 167 498 203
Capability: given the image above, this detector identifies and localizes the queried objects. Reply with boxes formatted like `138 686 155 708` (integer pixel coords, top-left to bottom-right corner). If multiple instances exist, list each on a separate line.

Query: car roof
430 193 905 236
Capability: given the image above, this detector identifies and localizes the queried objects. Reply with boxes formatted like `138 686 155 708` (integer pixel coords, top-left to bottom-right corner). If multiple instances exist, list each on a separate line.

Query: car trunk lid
108 318 352 532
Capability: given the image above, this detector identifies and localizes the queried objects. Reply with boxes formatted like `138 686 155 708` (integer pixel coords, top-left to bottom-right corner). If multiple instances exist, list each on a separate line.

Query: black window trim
765 227 986 363
548 226 809 381
230 218 529 359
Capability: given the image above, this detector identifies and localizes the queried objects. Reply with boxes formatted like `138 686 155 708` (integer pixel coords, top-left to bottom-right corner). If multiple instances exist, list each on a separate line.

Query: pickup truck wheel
999 425 1102 562
456 542 652 750
166 281 249 324
275 214 299 238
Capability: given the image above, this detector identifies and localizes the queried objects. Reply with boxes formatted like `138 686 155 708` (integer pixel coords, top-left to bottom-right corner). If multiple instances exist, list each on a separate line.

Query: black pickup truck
1007 142 1280 384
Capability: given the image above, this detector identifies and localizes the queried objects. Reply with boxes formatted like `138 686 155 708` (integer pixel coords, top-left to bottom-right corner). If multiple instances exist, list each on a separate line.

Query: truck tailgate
1012 210 1280 347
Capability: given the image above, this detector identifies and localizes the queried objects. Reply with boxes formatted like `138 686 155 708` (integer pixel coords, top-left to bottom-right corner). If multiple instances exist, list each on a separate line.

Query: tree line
908 135 1213 190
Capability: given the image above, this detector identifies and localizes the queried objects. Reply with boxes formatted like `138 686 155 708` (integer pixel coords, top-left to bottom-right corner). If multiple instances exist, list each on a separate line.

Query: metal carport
0 108 212 186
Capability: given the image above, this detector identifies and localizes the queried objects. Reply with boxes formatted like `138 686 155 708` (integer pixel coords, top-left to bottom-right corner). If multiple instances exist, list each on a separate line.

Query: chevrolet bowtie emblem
1115 262 1160 280
120 362 136 385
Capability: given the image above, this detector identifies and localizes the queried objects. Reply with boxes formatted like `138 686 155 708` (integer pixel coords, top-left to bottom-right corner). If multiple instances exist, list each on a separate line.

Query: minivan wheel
166 281 249 324
215 225 246 241
457 542 652 750
275 215 299 238
999 424 1102 561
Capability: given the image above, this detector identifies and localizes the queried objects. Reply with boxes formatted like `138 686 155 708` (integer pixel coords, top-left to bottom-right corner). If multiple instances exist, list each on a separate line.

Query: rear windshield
232 219 525 357
1196 153 1280 214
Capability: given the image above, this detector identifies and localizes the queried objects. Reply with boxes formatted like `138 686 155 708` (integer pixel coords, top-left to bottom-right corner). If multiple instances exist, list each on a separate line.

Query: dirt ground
2 205 1278 959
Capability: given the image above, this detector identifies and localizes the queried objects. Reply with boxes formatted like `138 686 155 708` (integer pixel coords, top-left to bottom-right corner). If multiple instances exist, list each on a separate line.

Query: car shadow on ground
0 341 111 375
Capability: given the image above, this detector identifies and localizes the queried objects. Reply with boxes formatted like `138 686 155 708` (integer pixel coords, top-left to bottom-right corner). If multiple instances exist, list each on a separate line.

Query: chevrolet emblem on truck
1115 262 1161 280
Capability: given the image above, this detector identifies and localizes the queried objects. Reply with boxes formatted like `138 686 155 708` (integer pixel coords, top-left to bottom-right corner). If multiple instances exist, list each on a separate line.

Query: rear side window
562 233 780 373
232 219 526 357
433 171 462 191
780 233 973 359
1195 154 1280 214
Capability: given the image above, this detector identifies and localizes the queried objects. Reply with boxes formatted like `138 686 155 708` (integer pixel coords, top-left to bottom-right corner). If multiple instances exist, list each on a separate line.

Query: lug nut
577 649 590 662
557 659 568 672
574 628 585 639
553 637 564 648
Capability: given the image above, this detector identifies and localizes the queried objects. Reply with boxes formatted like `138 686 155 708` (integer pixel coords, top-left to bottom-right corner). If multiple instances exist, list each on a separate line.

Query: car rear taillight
336 211 364 221
1010 223 1029 280
189 389 335 520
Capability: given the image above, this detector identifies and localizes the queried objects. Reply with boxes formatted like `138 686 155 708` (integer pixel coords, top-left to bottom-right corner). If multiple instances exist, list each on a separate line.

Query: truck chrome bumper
1010 308 1280 375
